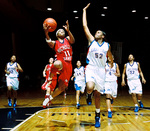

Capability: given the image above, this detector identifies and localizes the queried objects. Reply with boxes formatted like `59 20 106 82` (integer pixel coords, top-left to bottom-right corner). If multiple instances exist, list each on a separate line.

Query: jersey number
64 51 70 57
95 53 103 59
130 71 135 74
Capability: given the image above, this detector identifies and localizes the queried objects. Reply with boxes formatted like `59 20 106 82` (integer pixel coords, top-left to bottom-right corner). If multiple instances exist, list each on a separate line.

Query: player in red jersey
42 57 58 108
43 20 75 107
42 57 57 92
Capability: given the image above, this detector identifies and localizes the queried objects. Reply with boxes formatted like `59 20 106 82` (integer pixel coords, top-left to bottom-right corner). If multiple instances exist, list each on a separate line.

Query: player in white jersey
71 60 85 109
5 55 23 107
105 56 120 118
83 3 113 128
121 54 146 112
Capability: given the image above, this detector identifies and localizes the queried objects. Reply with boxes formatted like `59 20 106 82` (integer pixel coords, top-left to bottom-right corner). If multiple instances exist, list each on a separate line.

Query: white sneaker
43 98 49 108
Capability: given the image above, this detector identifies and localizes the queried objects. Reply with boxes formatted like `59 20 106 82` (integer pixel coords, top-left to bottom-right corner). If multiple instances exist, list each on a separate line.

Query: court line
10 113 36 131
1 128 13 130
113 123 131 125
143 121 150 123
51 119 65 123
10 105 150 130
15 119 24 122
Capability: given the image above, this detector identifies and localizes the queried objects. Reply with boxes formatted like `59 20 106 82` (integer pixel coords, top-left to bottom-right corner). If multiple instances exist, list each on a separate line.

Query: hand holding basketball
43 18 57 32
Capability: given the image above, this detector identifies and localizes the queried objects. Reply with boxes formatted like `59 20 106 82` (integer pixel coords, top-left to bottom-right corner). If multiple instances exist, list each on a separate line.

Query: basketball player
5 55 23 107
82 3 113 127
42 58 57 108
71 60 85 109
43 20 75 107
121 54 146 112
105 56 120 118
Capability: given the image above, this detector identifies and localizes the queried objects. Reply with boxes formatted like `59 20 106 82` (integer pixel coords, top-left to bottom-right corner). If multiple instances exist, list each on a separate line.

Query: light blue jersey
74 66 85 83
126 62 140 80
6 62 19 78
86 40 109 68
105 63 117 81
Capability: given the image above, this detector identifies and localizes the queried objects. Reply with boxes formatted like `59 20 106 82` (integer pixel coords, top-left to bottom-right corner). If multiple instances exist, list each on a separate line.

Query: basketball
43 18 57 32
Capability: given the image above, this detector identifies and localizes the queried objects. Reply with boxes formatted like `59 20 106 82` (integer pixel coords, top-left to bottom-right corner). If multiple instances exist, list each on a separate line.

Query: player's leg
94 90 101 128
7 86 12 106
106 94 112 118
64 89 67 99
132 93 139 112
136 80 143 108
43 86 51 108
137 94 144 108
51 80 66 99
50 60 63 78
105 81 112 118
128 80 139 112
86 81 94 105
13 90 17 107
11 78 19 107
76 90 80 109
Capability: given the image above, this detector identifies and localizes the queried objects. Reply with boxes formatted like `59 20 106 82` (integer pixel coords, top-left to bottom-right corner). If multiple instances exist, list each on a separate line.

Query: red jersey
54 38 72 62
45 64 57 80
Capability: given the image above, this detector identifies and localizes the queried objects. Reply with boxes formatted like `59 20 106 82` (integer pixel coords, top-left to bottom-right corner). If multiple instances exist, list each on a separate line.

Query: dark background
0 0 149 92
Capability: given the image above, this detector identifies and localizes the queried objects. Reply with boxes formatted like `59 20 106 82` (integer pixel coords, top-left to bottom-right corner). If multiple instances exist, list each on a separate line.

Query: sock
96 108 100 113
108 108 111 112
14 98 17 103
95 109 100 118
8 97 11 101
135 104 138 107
45 94 50 98
77 102 79 104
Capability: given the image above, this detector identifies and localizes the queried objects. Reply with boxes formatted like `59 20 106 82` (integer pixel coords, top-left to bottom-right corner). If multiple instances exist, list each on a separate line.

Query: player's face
76 61 81 67
57 29 65 38
128 54 134 61
11 55 16 62
94 30 104 40
108 56 114 62
49 58 54 64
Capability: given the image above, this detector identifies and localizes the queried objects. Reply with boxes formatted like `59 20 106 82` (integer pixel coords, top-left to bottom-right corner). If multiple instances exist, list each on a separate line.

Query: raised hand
83 3 90 10
63 20 69 32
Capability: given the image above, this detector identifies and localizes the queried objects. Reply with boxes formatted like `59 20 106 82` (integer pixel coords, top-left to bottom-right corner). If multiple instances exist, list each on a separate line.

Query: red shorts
41 79 57 91
51 60 72 87
58 60 72 87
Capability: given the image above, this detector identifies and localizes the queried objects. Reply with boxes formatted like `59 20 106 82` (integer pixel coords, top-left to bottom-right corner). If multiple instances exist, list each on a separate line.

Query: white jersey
74 66 85 82
86 40 109 68
6 62 19 78
105 63 117 81
126 62 140 80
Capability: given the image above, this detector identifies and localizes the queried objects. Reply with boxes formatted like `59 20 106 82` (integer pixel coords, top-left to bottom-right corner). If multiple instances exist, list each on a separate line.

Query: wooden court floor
0 88 150 131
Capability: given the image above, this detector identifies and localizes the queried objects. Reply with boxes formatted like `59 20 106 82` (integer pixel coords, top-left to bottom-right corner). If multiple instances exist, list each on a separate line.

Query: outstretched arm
138 62 146 84
43 24 56 48
63 20 75 44
82 3 94 44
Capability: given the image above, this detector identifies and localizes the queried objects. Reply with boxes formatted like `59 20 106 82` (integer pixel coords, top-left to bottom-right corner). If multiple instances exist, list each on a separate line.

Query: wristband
45 38 52 43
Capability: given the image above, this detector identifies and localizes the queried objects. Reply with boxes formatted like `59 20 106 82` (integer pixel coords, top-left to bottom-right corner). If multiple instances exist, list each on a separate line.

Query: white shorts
105 81 118 98
6 77 19 90
127 79 142 94
75 80 86 93
85 65 105 94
